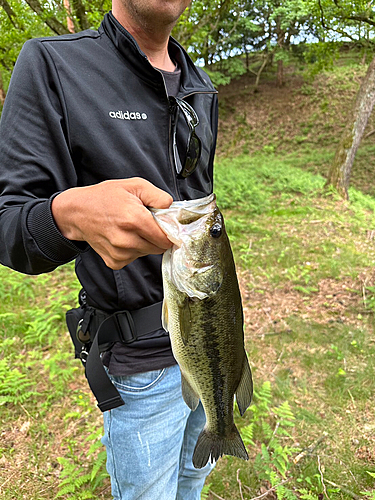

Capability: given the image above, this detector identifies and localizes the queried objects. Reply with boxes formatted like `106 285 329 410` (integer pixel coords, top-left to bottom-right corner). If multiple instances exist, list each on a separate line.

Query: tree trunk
64 0 75 33
277 59 284 87
0 71 6 106
276 18 284 87
254 53 269 92
71 0 90 31
325 55 375 199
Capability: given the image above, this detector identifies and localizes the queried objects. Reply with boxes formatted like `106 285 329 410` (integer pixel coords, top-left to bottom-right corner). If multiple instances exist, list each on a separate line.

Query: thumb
128 177 173 209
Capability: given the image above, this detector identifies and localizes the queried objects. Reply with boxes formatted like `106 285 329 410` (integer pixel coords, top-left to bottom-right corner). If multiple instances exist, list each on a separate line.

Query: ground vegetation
1 3 375 499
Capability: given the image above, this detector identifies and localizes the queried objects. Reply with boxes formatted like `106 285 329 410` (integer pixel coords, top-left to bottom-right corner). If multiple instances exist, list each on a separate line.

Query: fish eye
210 222 222 238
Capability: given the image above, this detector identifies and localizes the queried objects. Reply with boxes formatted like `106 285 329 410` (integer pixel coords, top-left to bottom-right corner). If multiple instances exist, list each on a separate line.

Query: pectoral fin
181 373 200 411
162 299 169 332
235 355 253 417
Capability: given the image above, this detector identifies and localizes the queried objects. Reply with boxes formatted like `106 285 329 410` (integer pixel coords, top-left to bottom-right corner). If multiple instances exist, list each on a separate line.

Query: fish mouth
161 193 216 212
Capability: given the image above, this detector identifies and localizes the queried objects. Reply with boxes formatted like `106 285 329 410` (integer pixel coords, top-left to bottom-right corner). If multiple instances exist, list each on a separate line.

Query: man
0 0 218 498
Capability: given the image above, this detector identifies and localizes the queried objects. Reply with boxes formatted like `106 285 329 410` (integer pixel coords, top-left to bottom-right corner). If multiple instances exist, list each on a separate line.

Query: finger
100 237 169 270
120 205 173 250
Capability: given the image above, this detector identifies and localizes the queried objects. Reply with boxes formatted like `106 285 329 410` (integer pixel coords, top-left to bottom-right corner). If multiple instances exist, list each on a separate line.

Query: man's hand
51 178 173 269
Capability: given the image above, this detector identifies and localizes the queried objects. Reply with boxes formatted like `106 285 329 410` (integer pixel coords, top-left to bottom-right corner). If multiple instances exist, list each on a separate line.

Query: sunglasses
171 96 202 178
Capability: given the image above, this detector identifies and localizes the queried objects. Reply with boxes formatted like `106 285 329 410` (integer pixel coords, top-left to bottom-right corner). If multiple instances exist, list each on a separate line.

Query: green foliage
55 428 109 499
297 489 320 500
3 126 375 498
363 285 375 313
303 42 340 77
174 0 317 85
0 359 37 406
361 472 375 498
0 0 111 94
213 152 375 294
311 0 375 43
0 263 108 499
0 1 51 91
214 153 325 215
239 382 321 499
200 482 212 499
0 0 373 96
205 57 247 87
24 309 64 346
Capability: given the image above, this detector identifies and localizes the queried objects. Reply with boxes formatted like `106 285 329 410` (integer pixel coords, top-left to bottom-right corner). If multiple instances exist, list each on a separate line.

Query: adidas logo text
109 110 148 120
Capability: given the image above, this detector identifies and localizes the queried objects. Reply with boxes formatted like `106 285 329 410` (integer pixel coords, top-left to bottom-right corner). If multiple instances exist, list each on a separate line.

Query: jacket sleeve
0 39 88 275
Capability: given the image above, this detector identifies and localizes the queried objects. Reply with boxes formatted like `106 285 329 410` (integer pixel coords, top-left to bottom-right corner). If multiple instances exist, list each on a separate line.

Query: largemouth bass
151 194 253 469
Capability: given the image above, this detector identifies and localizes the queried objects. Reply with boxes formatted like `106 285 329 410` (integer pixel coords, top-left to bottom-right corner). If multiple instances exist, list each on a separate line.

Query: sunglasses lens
172 97 202 178
180 133 201 178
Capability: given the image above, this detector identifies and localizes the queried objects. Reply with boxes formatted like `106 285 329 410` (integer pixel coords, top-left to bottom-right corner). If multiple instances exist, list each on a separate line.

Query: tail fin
192 425 249 469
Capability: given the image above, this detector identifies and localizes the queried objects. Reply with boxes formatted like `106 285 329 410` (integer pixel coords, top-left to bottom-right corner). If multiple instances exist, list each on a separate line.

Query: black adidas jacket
0 12 218 319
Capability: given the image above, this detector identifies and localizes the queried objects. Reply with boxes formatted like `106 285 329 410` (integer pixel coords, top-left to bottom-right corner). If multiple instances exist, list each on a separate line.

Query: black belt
69 301 164 412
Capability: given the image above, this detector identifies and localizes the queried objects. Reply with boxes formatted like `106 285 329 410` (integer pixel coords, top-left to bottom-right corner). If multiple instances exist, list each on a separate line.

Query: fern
282 488 298 500
273 401 295 423
261 442 271 463
298 489 320 500
42 352 78 382
0 359 37 405
240 422 255 446
55 427 109 499
261 421 274 440
24 310 63 346
248 384 303 500
276 485 288 500
201 482 212 499
252 381 273 416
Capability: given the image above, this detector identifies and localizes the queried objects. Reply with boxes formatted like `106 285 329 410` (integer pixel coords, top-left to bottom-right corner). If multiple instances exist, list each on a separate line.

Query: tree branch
71 0 90 31
0 57 13 72
0 0 20 29
318 0 327 28
243 479 290 500
24 0 70 35
325 479 362 500
347 14 375 27
364 128 375 138
330 26 360 42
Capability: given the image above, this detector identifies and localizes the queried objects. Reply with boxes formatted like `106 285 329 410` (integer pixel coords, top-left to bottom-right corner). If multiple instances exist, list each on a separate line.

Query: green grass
215 153 375 289
206 153 375 499
0 265 111 499
1 150 375 498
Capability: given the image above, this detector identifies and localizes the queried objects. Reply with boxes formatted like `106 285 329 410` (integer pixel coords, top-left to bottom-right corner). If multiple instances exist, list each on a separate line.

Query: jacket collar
100 12 216 97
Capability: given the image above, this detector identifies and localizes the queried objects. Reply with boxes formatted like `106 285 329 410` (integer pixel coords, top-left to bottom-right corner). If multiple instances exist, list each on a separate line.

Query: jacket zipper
155 69 181 200
179 90 218 99
168 101 181 200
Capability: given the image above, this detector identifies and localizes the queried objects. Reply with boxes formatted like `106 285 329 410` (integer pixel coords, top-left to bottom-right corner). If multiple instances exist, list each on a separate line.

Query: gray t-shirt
160 64 182 96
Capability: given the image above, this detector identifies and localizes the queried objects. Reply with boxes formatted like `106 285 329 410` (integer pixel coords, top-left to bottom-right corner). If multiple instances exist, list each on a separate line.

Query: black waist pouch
65 294 164 412
66 306 89 359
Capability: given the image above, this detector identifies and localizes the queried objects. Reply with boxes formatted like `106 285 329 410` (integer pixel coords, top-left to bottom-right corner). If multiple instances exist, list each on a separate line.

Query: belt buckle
115 310 138 344
76 318 91 344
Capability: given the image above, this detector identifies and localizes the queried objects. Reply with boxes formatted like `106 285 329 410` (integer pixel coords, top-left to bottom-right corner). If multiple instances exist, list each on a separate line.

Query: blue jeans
102 364 214 500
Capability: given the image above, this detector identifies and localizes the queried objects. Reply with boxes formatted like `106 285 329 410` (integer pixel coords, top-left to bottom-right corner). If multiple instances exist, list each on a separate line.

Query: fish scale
151 194 253 469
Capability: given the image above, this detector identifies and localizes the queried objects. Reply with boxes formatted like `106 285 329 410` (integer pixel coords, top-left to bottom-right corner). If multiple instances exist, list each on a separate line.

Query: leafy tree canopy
0 0 374 90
